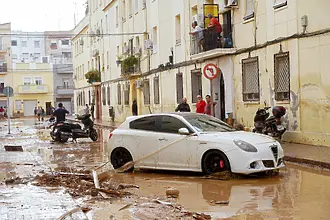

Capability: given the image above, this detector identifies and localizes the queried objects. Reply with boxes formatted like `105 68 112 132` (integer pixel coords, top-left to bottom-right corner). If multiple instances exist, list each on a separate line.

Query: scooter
252 106 287 139
50 114 98 143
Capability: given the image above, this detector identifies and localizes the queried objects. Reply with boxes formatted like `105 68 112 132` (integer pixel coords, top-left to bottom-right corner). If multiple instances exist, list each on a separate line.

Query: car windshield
183 114 236 132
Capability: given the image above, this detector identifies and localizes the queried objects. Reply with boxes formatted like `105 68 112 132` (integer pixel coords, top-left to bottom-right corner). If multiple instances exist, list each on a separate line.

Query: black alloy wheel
90 129 98 141
202 150 230 175
110 148 134 172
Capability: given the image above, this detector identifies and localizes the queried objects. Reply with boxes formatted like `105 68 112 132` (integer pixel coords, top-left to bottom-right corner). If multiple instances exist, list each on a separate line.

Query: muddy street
1 119 330 219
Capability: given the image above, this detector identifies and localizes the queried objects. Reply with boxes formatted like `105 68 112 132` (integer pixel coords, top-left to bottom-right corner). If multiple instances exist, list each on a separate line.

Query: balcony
17 84 49 94
0 64 8 74
121 56 141 76
190 26 236 60
56 86 74 95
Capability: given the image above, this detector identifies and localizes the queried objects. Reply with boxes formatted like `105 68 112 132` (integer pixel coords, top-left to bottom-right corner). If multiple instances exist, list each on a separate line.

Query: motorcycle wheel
56 132 69 143
90 129 98 142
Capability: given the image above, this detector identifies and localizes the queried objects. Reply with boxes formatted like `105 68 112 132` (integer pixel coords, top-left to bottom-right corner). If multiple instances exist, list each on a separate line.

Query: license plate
277 125 284 131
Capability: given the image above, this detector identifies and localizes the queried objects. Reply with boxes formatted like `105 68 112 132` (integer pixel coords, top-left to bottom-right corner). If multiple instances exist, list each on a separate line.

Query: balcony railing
56 86 74 95
121 60 141 75
17 84 49 94
190 26 234 56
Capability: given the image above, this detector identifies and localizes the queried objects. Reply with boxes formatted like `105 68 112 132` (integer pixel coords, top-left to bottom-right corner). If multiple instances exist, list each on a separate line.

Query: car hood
200 131 276 145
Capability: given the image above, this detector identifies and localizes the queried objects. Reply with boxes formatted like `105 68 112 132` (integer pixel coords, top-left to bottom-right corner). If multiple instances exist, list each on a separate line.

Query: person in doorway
0 106 4 120
52 103 69 123
4 106 7 118
84 104 90 115
205 95 217 116
196 95 207 114
90 103 95 120
175 97 191 112
41 107 45 121
132 99 138 116
189 21 204 53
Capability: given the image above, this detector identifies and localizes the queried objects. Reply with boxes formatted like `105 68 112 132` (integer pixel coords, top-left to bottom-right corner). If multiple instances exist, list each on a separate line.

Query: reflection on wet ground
1 119 330 219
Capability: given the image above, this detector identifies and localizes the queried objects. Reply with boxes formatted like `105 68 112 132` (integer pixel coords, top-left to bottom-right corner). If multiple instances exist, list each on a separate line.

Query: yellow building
12 63 54 116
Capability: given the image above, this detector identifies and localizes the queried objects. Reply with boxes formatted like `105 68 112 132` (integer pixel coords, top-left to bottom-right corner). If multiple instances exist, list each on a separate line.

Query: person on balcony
207 14 222 47
189 21 204 53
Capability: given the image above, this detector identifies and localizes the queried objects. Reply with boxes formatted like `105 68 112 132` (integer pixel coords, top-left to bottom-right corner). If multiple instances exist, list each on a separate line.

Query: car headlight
233 140 258 152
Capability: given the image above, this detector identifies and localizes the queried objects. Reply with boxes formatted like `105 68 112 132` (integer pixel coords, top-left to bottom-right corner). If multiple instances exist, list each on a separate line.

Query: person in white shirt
84 104 90 115
189 21 204 53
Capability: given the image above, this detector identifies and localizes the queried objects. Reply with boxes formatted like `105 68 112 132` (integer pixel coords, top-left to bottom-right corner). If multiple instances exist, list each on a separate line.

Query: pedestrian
52 103 69 123
37 107 42 121
41 107 45 121
84 104 90 115
91 103 95 120
189 21 204 53
196 95 206 114
132 99 138 116
4 106 7 118
205 95 217 116
0 106 4 120
34 107 37 117
175 97 191 112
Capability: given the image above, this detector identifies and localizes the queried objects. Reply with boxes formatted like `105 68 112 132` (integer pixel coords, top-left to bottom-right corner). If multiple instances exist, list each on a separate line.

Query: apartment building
0 23 13 109
72 0 330 146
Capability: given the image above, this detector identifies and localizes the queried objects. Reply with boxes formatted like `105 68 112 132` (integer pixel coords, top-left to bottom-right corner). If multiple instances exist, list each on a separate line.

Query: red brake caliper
220 160 225 168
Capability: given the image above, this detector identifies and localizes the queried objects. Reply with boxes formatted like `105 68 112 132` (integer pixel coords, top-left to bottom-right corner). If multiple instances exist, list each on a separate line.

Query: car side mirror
178 128 190 135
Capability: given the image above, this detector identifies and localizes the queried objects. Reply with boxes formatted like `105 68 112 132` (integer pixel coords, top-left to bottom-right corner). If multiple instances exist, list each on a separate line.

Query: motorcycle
50 114 98 143
252 106 287 139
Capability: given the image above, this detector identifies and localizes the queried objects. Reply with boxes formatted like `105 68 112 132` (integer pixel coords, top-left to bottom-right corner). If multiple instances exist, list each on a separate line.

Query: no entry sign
203 63 219 80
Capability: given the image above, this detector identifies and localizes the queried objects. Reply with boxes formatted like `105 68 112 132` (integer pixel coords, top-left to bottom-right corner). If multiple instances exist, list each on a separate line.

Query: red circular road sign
203 63 219 80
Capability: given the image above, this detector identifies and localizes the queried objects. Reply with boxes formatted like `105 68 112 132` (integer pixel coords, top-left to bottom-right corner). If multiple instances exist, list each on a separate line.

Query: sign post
203 63 220 117
3 86 14 134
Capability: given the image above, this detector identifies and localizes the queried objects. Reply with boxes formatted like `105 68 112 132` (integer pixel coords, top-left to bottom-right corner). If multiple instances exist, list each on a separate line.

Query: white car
108 113 285 175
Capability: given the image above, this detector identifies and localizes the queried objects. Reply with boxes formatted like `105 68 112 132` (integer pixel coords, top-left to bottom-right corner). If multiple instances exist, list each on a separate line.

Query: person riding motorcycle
52 103 69 124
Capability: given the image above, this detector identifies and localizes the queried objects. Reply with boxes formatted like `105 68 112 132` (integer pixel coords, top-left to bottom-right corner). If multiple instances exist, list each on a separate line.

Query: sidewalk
67 116 121 129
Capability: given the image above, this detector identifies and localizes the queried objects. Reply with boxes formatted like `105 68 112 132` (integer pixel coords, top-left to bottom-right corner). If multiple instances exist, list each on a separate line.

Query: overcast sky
0 0 86 32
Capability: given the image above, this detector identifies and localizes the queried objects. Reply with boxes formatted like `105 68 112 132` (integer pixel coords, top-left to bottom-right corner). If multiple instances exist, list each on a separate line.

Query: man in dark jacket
132 99 138 116
175 97 191 112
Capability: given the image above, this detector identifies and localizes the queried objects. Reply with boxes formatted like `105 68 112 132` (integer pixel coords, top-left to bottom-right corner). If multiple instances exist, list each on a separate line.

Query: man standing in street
91 103 95 120
132 99 138 116
52 103 69 123
205 95 217 116
196 95 206 114
84 104 90 115
175 97 191 112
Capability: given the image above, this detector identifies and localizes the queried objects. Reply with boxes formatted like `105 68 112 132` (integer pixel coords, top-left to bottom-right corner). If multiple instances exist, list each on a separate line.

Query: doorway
46 102 51 115
222 10 233 48
95 86 102 120
212 72 226 121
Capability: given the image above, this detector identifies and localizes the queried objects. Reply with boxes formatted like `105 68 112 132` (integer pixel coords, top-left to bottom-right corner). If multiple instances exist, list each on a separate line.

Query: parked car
108 113 285 175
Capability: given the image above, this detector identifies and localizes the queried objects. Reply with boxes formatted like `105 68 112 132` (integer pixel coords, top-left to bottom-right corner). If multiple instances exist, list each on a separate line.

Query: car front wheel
110 148 134 172
202 150 231 175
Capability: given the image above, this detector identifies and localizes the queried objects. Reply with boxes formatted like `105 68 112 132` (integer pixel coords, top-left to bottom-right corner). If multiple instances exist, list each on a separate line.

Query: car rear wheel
110 148 134 172
202 150 230 175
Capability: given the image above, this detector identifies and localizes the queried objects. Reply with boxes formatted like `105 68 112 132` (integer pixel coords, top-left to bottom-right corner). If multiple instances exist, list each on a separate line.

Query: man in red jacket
208 14 222 39
196 95 206 114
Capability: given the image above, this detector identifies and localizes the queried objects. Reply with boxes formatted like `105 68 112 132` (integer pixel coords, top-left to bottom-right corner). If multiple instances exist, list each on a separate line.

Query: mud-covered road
1 119 330 219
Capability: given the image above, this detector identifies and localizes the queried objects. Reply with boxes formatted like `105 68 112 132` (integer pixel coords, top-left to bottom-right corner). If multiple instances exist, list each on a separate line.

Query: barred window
154 77 160 104
191 70 202 103
143 79 150 105
274 52 290 101
107 86 111 105
117 84 122 105
124 83 130 105
102 86 106 105
176 73 183 104
242 57 260 101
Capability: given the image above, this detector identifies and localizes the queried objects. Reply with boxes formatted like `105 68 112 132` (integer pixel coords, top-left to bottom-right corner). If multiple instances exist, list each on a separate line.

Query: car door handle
159 138 168 141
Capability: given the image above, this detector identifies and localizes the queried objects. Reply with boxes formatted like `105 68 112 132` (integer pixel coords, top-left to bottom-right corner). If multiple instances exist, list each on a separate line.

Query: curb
284 156 330 170
67 119 118 130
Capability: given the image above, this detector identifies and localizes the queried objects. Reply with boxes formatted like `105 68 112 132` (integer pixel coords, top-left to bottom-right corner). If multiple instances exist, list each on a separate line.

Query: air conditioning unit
42 56 49 63
136 80 143 89
122 46 129 55
79 38 84 46
93 49 99 57
144 39 153 50
225 0 238 8
192 14 204 27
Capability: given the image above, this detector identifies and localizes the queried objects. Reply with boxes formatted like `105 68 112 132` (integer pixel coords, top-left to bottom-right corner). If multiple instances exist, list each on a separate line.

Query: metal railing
57 86 75 89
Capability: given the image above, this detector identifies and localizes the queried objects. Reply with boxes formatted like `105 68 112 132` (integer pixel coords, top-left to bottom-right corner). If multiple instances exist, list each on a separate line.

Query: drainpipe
253 0 258 47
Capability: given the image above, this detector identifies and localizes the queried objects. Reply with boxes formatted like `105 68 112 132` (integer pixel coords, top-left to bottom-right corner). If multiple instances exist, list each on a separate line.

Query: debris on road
166 187 180 198
5 177 30 185
118 203 132 211
4 145 23 152
116 183 139 190
202 170 243 180
57 206 89 220
214 201 230 205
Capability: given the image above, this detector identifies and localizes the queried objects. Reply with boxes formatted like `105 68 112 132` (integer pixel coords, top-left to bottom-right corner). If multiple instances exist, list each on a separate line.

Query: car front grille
270 145 278 161
263 160 275 168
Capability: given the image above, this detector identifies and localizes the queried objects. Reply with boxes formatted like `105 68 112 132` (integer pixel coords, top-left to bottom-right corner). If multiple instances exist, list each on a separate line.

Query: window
242 57 260 101
34 53 40 60
191 70 202 103
102 86 106 105
274 52 290 101
117 83 122 105
12 54 18 59
107 86 111 105
63 79 69 88
22 41 27 47
61 40 70 45
160 116 190 134
116 6 119 27
130 116 160 131
50 42 57 49
124 83 130 105
244 0 254 20
88 90 91 105
35 77 43 85
23 77 32 85
154 77 160 104
273 0 287 9
152 26 158 53
22 53 29 59
122 0 126 21
175 15 181 45
129 0 133 17
176 73 183 104
15 100 22 111
134 0 138 13
11 40 17 46
34 41 40 48
143 79 150 104
42 57 49 63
